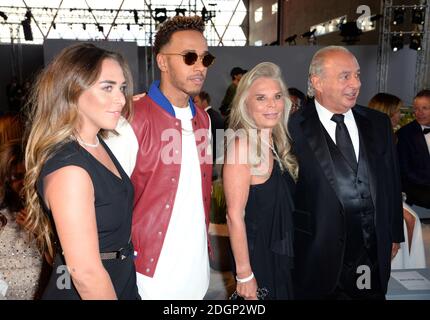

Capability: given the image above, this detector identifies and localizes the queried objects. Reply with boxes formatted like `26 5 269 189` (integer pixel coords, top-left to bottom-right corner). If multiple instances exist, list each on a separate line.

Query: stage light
21 10 33 41
25 9 32 20
391 33 404 52
339 21 362 45
97 24 104 33
301 28 316 39
201 6 215 22
175 8 186 16
412 6 425 25
21 19 33 41
410 33 422 51
154 8 167 24
82 23 86 30
0 11 8 21
393 7 405 25
133 9 139 24
285 34 297 45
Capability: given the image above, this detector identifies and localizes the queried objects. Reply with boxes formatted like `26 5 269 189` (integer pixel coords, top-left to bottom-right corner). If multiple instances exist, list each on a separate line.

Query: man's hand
391 243 400 260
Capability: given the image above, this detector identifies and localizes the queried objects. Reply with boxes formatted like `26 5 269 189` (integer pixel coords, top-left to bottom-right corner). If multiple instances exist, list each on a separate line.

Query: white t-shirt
136 105 210 299
104 116 138 177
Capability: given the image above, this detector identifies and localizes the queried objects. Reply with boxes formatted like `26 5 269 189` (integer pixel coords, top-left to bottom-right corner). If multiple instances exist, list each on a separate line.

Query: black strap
100 242 133 260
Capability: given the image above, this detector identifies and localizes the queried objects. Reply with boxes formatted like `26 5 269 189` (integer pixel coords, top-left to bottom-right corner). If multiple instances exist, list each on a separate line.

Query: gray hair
307 46 354 97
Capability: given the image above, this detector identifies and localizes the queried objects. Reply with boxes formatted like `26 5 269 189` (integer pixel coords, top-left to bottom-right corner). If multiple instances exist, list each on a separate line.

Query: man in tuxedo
289 46 404 299
397 90 430 209
193 91 225 166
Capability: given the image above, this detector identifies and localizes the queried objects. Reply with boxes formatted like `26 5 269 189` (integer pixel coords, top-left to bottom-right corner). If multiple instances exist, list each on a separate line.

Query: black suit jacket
396 120 430 187
288 100 404 299
206 107 225 162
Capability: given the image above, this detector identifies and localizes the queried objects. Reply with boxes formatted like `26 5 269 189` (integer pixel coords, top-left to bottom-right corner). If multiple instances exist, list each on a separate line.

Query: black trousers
404 181 430 209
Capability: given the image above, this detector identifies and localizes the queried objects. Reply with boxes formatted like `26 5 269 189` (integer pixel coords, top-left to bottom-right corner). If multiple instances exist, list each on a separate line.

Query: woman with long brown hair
24 43 139 299
0 139 43 299
0 114 24 145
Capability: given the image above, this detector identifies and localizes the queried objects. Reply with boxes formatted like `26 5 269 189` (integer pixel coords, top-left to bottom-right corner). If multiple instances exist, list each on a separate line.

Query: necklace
261 138 284 171
75 135 100 148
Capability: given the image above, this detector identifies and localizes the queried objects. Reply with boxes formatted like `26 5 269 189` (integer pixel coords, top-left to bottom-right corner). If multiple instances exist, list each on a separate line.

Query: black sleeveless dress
36 138 139 300
244 160 295 299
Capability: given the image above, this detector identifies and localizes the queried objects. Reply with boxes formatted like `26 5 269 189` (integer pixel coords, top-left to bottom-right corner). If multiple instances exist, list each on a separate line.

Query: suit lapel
353 108 378 209
300 101 344 209
412 121 430 163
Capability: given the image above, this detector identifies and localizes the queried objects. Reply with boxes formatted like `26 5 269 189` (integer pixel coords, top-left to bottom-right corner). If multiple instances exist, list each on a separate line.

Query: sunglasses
163 51 216 67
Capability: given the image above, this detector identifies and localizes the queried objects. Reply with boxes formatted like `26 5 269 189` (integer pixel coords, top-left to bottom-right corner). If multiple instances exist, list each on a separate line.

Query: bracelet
236 272 254 283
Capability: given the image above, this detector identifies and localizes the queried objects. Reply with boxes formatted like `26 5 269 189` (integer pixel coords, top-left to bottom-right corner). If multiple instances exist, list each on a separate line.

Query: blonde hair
228 62 298 180
23 43 134 260
368 93 403 118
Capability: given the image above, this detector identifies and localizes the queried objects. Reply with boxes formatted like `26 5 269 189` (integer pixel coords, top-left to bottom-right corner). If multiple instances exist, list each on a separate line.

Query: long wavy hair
0 114 24 145
228 62 298 180
368 92 403 119
23 43 134 261
0 139 25 213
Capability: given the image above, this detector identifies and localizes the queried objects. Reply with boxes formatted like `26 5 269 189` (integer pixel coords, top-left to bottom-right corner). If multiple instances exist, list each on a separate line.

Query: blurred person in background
0 139 43 299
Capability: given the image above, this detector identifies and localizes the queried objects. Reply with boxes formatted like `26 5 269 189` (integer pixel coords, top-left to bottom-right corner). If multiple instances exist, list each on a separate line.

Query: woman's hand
236 273 258 300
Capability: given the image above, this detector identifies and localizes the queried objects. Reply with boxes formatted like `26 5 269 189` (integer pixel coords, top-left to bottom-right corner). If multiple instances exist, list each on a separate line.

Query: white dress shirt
314 99 360 161
420 125 430 156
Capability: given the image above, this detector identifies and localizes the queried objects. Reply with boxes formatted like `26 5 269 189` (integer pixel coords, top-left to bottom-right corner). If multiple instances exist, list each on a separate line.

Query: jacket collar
298 100 378 211
148 80 196 118
299 100 343 208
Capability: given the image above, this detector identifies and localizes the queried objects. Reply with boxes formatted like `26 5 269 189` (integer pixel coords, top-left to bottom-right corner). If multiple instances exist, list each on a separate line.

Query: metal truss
415 1 430 92
377 0 429 95
0 1 232 45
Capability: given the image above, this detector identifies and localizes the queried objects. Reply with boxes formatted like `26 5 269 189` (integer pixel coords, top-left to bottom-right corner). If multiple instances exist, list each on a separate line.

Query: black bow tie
424 128 430 135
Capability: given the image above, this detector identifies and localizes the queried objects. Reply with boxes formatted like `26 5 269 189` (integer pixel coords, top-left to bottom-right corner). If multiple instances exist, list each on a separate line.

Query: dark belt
100 242 133 261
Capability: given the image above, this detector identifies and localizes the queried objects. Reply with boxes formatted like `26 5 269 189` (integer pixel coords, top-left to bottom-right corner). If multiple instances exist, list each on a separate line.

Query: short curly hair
153 16 205 56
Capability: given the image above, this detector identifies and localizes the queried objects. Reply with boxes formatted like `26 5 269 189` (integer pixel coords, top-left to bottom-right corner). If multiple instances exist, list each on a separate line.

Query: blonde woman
24 43 139 300
223 62 298 300
368 93 403 130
